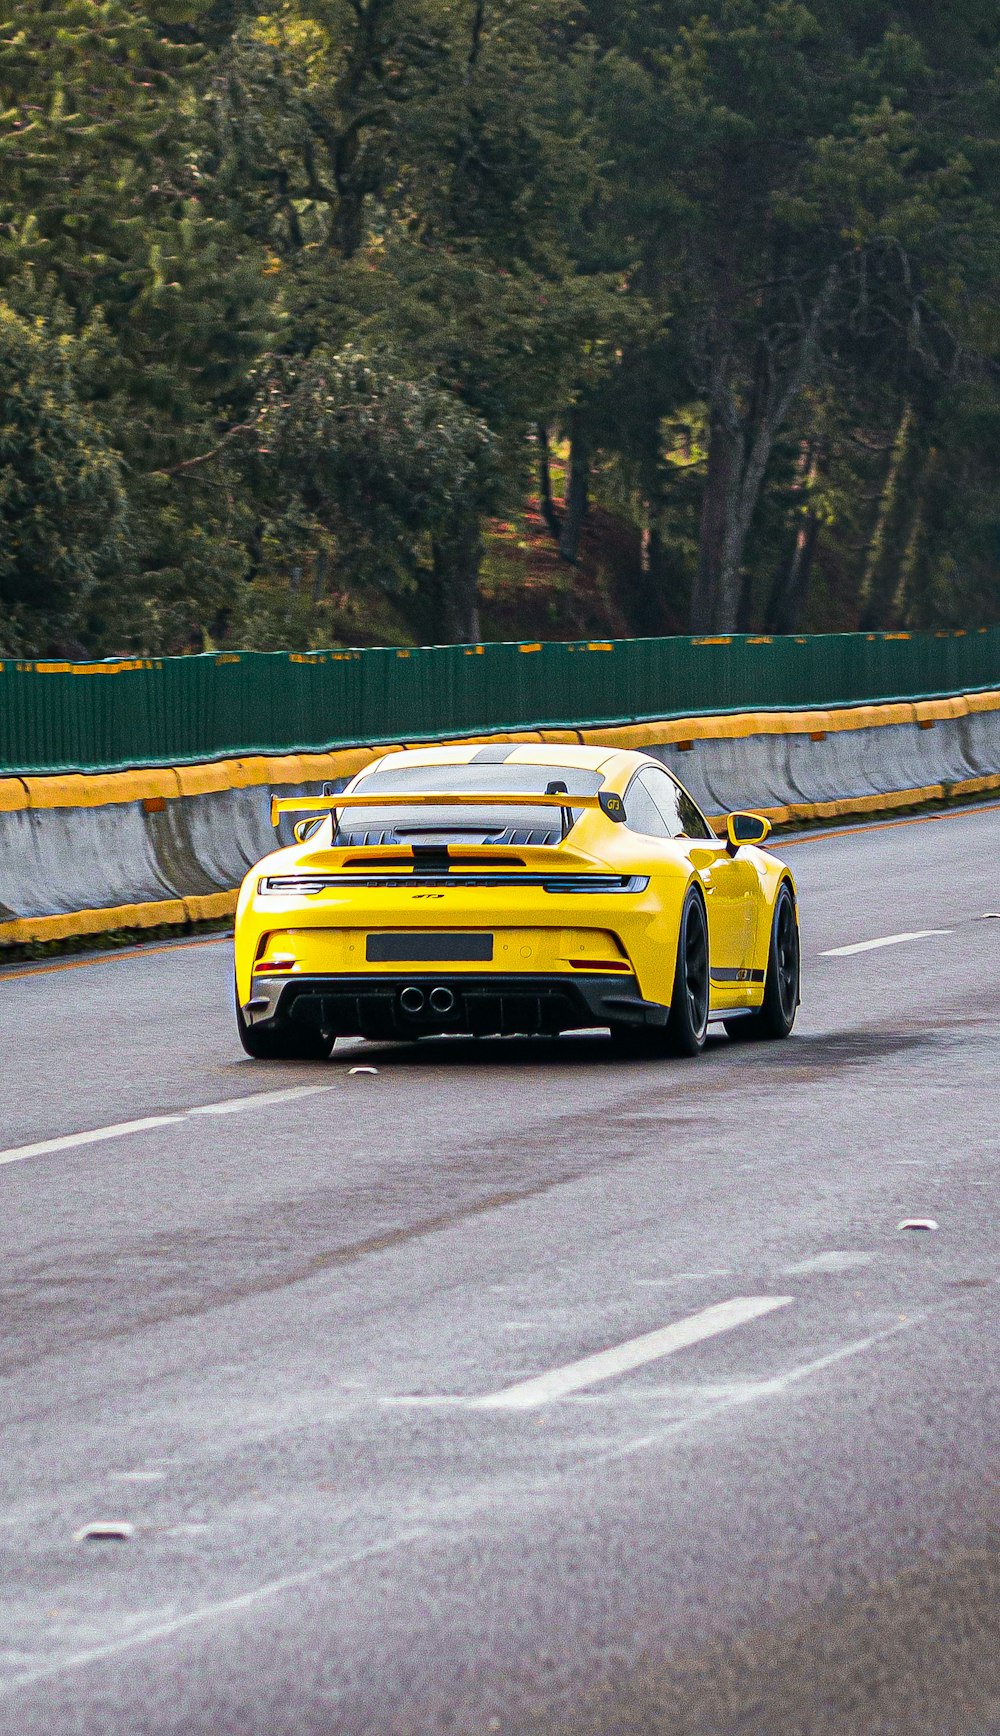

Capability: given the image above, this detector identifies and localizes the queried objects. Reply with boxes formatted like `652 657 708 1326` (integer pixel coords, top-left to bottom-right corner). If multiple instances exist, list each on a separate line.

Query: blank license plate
366 932 494 963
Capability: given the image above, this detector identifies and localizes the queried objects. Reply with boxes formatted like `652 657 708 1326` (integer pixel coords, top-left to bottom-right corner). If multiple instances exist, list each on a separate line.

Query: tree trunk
330 190 364 259
889 446 936 628
713 411 783 630
691 398 741 631
329 126 367 259
312 547 328 603
430 511 482 643
767 509 820 632
856 402 916 630
536 423 560 540
694 268 837 632
244 520 264 585
558 420 589 564
736 566 755 633
766 442 821 632
636 521 666 627
466 0 486 77
630 391 676 632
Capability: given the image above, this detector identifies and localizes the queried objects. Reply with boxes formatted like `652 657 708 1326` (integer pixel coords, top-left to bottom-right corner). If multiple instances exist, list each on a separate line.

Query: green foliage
245 345 499 639
0 302 128 652
0 0 278 650
0 0 996 653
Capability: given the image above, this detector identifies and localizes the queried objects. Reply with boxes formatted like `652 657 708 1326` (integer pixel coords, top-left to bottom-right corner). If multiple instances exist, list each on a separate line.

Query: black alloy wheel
725 881 800 1042
662 888 710 1057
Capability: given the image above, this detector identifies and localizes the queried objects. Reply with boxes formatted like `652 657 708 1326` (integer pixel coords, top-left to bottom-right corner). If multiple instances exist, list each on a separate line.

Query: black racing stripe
469 745 517 763
711 967 766 984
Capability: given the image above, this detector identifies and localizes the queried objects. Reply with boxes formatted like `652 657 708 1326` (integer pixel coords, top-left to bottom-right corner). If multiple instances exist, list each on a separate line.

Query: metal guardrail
2 628 998 775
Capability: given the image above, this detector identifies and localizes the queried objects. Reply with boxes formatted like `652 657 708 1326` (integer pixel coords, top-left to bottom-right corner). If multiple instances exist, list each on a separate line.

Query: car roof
355 742 646 779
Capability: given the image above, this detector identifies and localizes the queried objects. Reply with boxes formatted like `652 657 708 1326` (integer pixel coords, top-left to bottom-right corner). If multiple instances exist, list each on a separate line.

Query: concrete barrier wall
648 714 1000 821
2 694 998 945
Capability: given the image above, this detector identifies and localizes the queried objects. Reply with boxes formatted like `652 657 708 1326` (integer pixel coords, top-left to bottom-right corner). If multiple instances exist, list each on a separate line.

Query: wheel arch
676 873 710 992
748 860 797 981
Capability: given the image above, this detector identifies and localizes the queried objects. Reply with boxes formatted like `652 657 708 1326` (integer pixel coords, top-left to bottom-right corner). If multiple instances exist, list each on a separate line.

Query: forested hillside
2 0 999 656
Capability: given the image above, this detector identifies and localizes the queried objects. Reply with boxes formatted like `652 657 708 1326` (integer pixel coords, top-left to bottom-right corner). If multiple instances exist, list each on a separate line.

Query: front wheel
725 882 799 1042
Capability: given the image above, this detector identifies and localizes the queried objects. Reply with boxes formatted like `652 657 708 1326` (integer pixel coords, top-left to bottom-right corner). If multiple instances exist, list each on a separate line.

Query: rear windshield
336 761 604 846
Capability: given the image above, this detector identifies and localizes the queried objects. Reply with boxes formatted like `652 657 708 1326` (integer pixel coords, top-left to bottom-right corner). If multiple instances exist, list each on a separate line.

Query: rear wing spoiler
270 789 626 831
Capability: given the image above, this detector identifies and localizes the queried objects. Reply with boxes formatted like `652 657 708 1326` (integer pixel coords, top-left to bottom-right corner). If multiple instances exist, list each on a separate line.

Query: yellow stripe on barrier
27 659 156 676
0 890 238 947
419 730 545 750
703 773 1000 829
3 687 999 809
23 769 181 809
0 778 29 813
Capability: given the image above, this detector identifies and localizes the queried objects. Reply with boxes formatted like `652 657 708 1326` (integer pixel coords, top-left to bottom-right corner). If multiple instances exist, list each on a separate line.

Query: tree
0 303 128 653
0 0 278 650
1 0 997 655
216 0 634 632
578 0 1000 630
250 346 499 642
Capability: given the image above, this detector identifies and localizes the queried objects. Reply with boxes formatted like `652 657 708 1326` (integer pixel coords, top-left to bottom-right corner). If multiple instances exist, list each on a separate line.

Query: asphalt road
2 803 1000 1736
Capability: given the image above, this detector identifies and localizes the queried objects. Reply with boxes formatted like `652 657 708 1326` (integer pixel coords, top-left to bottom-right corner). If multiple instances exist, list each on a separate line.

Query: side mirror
726 811 771 854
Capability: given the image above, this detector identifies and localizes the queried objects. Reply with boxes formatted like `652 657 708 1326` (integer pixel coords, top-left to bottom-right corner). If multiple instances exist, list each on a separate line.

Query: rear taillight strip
258 873 649 896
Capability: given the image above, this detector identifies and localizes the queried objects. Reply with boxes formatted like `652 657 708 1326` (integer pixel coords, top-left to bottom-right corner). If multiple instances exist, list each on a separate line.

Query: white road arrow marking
470 1296 794 1410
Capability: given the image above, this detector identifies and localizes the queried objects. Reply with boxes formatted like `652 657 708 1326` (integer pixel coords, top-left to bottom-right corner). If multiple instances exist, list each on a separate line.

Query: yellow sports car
234 743 799 1060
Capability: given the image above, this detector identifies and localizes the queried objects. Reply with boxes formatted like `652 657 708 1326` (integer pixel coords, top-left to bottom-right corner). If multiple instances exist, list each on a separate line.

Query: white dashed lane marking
783 1251 874 1275
820 929 951 956
0 1085 337 1171
0 1115 185 1170
189 1087 332 1117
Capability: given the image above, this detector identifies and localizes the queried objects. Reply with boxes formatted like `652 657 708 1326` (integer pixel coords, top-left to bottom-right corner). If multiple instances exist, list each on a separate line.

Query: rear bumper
245 972 669 1040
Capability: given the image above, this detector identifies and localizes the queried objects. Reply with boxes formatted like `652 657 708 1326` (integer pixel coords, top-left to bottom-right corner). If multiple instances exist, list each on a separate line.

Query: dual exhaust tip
400 985 456 1016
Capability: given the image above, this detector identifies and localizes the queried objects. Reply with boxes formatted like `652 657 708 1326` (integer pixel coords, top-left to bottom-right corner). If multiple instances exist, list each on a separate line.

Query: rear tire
662 888 710 1057
235 994 335 1061
607 891 709 1060
724 882 799 1042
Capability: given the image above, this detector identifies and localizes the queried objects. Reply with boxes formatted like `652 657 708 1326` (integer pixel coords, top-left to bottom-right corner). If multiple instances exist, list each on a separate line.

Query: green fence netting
1 629 998 776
